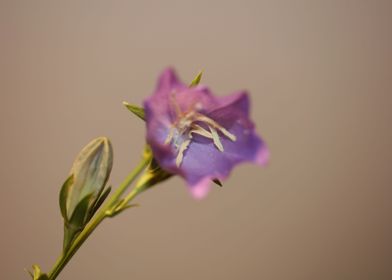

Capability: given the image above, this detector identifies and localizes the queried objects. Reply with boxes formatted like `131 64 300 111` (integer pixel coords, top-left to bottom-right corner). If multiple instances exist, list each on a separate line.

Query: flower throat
165 94 236 167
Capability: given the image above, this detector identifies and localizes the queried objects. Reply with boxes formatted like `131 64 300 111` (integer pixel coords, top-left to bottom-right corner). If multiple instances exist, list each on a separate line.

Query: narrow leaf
106 202 139 218
189 71 203 87
59 175 74 220
63 193 94 251
123 102 145 121
68 193 94 228
31 265 48 280
88 186 111 219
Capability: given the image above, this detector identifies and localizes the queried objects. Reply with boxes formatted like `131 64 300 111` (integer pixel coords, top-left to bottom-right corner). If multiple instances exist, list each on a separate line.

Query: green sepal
31 265 48 280
189 71 203 87
59 175 74 221
106 201 139 218
69 193 94 228
88 186 111 220
212 178 223 187
123 102 145 121
63 193 93 252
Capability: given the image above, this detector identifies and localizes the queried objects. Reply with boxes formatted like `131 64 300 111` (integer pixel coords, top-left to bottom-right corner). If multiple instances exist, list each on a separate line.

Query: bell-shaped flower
144 68 269 198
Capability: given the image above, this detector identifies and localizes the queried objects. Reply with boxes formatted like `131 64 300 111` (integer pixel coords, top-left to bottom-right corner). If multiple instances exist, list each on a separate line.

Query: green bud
59 137 113 251
66 137 112 219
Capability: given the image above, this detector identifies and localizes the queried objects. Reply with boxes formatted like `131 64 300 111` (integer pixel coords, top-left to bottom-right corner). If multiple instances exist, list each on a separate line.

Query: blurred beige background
1 0 392 279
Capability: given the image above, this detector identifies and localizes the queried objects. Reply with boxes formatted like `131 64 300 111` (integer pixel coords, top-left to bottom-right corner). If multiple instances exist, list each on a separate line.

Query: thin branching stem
47 154 152 280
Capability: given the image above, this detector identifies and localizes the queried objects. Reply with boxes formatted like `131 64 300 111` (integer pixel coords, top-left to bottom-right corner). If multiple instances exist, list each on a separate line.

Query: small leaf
212 178 223 187
106 202 139 218
189 71 203 87
88 186 111 220
68 193 94 229
31 265 48 280
63 193 94 251
123 102 145 121
59 175 74 220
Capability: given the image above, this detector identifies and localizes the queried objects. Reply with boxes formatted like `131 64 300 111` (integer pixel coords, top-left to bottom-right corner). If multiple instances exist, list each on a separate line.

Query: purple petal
210 91 250 116
182 119 267 193
181 93 268 197
154 67 184 96
172 86 219 114
189 177 212 199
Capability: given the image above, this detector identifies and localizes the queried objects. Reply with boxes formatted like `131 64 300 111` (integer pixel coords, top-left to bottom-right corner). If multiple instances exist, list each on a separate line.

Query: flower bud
63 137 113 220
59 137 113 251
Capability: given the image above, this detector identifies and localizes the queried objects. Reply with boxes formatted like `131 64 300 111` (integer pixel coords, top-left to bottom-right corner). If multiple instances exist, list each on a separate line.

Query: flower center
164 109 236 167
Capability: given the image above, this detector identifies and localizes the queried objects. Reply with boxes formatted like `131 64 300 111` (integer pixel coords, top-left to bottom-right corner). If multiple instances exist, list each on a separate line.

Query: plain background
1 1 392 279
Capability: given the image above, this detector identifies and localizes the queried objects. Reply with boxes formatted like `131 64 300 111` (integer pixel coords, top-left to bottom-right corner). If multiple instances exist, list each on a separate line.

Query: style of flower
144 68 269 198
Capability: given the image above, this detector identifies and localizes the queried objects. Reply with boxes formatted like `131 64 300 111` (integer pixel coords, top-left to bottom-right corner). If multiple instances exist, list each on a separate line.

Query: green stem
47 154 152 280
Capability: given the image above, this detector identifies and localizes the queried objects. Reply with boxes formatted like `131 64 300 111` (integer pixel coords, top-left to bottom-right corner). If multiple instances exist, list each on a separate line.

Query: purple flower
144 68 269 198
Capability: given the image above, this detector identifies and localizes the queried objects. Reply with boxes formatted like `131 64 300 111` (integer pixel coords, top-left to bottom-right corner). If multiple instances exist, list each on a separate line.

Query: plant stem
47 154 152 280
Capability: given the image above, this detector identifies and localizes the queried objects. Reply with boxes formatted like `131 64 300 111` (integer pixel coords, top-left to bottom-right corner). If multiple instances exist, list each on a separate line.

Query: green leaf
212 178 223 187
68 193 94 229
63 193 94 252
189 71 203 87
31 265 48 280
88 186 111 220
106 201 139 218
123 102 145 121
59 175 74 221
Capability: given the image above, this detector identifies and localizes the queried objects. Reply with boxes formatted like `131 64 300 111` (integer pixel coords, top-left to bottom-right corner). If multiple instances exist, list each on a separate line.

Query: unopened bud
66 137 112 219
59 137 113 251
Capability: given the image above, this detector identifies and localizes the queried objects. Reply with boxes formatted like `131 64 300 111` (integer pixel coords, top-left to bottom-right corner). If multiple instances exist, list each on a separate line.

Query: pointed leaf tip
89 186 111 219
123 102 145 121
31 265 48 280
189 71 203 87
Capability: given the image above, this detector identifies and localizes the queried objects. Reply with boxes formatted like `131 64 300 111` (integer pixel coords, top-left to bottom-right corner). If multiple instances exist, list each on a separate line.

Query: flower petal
155 67 184 95
189 177 212 199
210 90 250 116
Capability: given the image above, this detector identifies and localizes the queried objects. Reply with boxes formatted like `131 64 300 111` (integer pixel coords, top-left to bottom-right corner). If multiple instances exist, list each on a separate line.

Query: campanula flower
144 68 269 198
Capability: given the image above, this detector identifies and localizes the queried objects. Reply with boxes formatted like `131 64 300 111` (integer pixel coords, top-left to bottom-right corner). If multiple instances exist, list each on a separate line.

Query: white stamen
194 114 237 141
189 124 213 139
176 139 191 167
164 106 237 166
209 126 224 152
165 126 175 144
